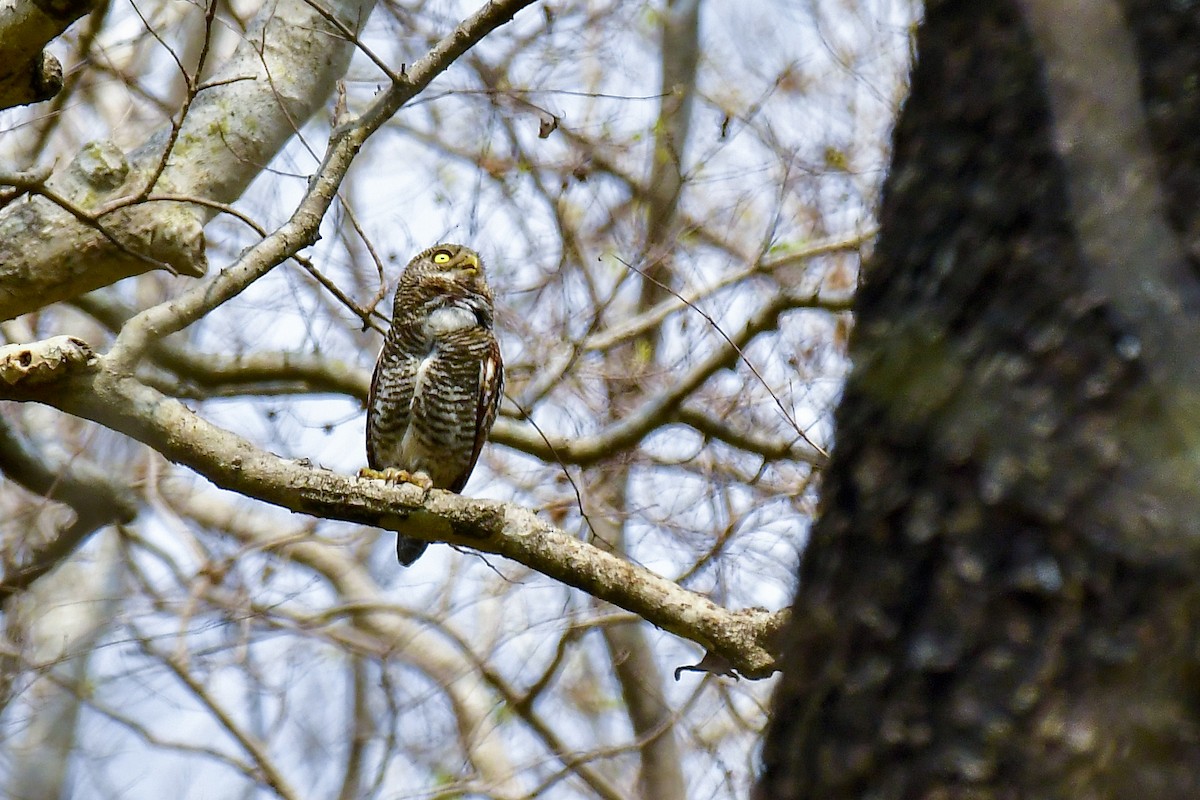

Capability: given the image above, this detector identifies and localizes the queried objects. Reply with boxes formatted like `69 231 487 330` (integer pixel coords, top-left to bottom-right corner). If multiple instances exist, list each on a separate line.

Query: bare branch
150 641 302 800
582 241 861 354
171 489 523 793
0 0 382 321
0 417 138 597
335 656 370 800
105 0 541 371
496 293 804 467
0 335 784 677
675 406 828 468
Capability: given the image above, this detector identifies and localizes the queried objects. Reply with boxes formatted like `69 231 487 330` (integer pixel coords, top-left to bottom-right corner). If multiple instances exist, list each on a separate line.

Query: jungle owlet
363 243 503 565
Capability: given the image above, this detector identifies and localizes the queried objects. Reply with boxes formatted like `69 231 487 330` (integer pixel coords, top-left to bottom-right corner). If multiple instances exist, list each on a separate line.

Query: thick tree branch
0 336 783 677
0 0 90 110
0 0 384 321
1019 0 1199 374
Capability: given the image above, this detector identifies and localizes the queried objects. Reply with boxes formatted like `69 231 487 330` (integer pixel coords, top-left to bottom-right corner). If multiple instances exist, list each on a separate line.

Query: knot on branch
67 141 130 193
29 51 63 102
115 203 208 277
0 51 63 110
0 336 95 386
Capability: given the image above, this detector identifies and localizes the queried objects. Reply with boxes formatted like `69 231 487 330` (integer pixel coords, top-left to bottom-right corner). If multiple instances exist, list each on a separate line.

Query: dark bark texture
758 1 1200 798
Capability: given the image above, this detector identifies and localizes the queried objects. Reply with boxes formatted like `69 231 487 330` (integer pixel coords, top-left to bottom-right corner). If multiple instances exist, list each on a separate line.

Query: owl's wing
448 337 504 493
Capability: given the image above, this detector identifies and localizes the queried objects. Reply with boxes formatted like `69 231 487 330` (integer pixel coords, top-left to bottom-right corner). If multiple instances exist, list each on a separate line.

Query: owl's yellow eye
432 250 452 264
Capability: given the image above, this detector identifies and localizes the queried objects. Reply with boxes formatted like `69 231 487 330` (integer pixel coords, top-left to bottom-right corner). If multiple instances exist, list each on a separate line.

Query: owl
362 243 504 565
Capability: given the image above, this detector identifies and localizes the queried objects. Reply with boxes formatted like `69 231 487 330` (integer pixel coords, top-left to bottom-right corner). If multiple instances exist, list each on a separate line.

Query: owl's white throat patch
425 304 478 336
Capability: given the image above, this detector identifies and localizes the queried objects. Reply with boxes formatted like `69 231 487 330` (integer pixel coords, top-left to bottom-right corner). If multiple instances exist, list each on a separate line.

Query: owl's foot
358 467 435 491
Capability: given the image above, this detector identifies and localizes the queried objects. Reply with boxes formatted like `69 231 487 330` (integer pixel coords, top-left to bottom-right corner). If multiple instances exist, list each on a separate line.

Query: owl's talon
404 470 435 491
359 467 434 491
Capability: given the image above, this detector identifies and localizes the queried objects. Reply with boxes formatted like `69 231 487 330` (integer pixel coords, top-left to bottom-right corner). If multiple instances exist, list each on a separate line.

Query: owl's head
401 243 493 302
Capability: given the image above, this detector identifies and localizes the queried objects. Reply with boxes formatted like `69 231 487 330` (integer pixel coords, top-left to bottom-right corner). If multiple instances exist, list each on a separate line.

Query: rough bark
759 1 1200 797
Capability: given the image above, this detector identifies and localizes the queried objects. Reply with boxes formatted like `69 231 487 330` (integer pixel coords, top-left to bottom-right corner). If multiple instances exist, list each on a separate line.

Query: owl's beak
461 252 480 272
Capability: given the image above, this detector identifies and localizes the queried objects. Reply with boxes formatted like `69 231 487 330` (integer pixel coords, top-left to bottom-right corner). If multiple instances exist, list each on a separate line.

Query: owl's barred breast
370 340 484 480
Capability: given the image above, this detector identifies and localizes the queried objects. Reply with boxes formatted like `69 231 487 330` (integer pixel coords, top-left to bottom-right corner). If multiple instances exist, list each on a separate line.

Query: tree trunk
759 1 1200 797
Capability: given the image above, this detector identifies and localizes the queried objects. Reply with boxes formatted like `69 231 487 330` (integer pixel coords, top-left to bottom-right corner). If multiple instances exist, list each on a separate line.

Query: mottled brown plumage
364 243 503 565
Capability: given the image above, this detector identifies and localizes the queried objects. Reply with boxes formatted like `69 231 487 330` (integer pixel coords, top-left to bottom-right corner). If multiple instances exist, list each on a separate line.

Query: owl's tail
396 535 428 566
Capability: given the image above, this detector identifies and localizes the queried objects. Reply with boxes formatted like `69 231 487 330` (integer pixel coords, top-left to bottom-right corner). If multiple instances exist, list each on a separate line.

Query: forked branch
0 336 784 677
